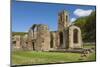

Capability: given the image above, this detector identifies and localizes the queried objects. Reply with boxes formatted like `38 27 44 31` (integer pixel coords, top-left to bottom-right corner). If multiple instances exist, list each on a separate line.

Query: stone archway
68 26 82 49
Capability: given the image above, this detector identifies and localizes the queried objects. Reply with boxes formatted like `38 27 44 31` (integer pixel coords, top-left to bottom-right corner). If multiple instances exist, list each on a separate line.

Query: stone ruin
12 10 83 51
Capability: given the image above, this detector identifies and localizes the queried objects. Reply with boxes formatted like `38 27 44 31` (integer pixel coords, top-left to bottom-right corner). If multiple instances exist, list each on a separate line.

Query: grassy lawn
12 45 96 65
83 44 96 48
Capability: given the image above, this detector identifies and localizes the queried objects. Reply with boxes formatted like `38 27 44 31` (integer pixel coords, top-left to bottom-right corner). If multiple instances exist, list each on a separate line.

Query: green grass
12 44 96 65
83 44 96 48
12 49 96 65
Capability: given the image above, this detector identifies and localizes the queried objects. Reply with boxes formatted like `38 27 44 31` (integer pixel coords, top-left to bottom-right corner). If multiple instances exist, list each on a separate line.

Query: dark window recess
73 29 78 43
13 41 16 44
66 16 68 22
42 40 44 43
32 42 35 50
60 32 63 46
50 34 53 48
26 42 28 44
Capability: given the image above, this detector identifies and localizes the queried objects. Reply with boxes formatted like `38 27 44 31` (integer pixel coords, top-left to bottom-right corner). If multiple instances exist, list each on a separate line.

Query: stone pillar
63 30 67 48
69 27 73 48
56 32 60 49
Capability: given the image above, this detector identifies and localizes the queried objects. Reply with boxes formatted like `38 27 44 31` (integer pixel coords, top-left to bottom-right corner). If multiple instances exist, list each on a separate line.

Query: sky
12 0 96 32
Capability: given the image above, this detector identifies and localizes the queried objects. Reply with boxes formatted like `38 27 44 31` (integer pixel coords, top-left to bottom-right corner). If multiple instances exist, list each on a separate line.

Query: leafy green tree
74 11 96 42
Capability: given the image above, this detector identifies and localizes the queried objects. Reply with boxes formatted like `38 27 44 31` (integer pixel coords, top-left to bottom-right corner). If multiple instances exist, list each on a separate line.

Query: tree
74 11 96 42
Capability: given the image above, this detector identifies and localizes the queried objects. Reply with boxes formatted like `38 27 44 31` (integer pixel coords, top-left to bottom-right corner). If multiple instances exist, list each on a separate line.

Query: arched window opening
73 29 78 43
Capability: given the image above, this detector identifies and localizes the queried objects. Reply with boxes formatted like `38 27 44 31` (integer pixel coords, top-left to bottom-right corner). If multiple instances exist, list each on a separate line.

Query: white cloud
74 9 93 17
71 18 76 22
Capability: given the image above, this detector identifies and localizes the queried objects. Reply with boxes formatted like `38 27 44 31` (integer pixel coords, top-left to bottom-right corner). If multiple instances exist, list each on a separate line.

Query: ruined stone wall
65 28 69 49
12 35 22 50
50 32 60 50
34 24 50 51
21 34 29 50
68 25 83 49
27 29 34 50
12 34 31 50
12 10 83 51
55 32 60 49
27 24 38 50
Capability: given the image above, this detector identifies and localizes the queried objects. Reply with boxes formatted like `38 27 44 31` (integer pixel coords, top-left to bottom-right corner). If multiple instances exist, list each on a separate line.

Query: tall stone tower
58 10 69 32
58 10 70 49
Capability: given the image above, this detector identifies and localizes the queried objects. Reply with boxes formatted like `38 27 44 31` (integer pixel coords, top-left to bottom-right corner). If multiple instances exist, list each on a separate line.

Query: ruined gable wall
68 25 83 49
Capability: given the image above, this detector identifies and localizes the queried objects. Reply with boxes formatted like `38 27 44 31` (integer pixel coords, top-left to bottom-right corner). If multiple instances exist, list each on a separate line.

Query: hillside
12 32 28 36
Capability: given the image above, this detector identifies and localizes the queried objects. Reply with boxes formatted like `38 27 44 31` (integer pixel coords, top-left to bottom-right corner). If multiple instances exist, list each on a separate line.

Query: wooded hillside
74 11 96 42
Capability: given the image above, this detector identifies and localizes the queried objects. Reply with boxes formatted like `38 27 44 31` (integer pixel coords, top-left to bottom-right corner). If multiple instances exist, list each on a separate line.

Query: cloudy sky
12 0 96 32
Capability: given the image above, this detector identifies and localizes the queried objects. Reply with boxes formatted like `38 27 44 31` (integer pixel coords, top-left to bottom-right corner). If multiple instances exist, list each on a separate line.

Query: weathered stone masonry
12 10 83 51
